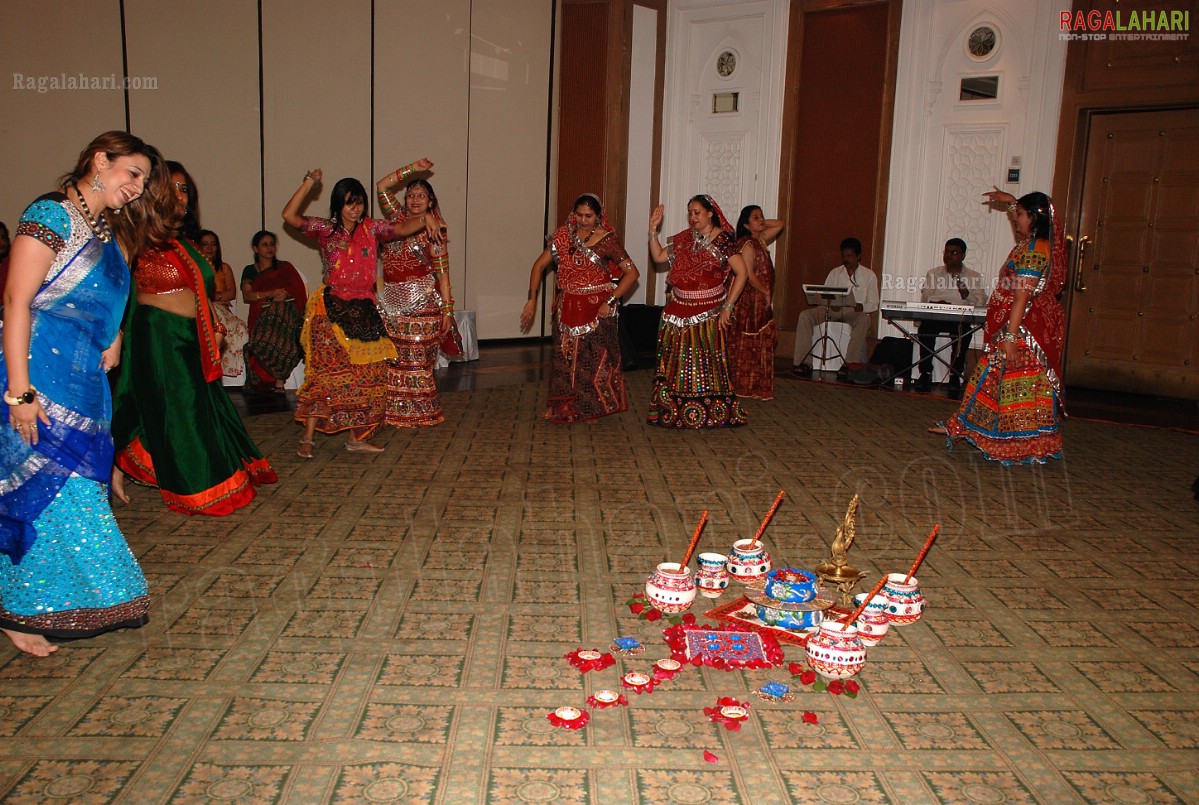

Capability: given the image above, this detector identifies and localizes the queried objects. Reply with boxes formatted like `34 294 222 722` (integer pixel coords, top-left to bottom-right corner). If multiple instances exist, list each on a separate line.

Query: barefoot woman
1 132 168 655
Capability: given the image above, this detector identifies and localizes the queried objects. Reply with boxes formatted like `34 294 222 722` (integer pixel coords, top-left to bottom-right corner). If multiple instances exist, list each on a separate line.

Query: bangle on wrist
1005 201 1016 213
304 172 317 183
4 386 37 406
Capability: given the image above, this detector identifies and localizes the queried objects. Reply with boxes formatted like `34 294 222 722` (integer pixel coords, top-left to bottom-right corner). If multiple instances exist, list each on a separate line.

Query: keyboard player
914 238 987 395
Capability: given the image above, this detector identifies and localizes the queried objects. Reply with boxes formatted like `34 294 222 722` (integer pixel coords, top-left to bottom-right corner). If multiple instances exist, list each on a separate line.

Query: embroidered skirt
380 281 445 428
945 346 1062 465
296 290 388 437
648 314 746 429
547 313 627 423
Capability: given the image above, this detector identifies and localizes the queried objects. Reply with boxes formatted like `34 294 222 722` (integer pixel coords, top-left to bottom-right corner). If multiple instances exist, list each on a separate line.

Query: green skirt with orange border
113 305 276 515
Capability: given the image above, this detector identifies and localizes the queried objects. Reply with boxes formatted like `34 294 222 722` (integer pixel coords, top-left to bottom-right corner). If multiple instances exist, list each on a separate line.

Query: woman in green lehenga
111 162 276 514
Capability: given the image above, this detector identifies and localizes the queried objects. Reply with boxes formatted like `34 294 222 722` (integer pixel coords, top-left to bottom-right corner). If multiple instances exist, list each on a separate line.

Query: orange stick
678 510 709 569
839 576 888 626
904 524 940 582
750 490 786 546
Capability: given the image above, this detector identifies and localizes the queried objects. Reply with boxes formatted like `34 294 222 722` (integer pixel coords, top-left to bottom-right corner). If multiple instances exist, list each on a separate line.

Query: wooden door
1065 109 1199 399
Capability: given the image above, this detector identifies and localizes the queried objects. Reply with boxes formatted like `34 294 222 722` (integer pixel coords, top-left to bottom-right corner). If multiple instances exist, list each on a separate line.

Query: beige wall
0 0 552 339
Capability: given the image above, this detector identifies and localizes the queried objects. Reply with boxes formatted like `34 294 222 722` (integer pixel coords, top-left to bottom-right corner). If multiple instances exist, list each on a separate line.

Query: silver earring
91 173 105 192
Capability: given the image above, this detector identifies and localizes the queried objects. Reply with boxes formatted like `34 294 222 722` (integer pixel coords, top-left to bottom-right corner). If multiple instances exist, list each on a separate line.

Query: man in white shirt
793 237 879 375
914 238 987 394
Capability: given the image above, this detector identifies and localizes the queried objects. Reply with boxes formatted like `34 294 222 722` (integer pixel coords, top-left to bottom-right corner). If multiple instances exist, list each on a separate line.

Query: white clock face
717 51 737 77
968 26 997 59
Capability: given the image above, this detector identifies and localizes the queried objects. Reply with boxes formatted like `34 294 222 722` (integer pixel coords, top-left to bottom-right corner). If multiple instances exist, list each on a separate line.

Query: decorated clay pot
763 568 819 603
726 539 772 583
645 562 697 613
695 552 731 599
804 620 868 680
853 592 891 647
880 573 925 625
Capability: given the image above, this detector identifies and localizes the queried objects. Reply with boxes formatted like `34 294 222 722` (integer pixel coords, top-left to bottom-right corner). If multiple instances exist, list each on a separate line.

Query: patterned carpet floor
1 372 1197 804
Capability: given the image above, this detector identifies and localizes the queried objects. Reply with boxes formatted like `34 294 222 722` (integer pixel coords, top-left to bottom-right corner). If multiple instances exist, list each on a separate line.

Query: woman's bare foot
2 628 58 657
110 467 130 504
345 437 384 453
927 425 948 435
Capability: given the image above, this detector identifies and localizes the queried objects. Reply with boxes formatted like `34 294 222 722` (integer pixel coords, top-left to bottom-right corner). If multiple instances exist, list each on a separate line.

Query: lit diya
621 670 658 694
705 697 751 730
547 706 590 729
565 648 615 673
586 689 628 709
652 658 683 681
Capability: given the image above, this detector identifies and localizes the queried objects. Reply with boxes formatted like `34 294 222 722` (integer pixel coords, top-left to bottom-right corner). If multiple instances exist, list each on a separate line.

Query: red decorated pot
804 620 867 680
645 562 696 613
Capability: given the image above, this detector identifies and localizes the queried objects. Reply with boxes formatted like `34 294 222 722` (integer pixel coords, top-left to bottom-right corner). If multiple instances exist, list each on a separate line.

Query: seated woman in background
111 161 276 513
241 230 307 394
197 229 249 381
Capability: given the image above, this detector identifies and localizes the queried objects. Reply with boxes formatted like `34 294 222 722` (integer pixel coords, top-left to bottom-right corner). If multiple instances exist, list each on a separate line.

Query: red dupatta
174 238 224 383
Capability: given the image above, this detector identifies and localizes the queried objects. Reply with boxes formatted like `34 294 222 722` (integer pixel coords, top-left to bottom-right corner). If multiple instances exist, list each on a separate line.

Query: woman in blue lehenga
0 131 170 657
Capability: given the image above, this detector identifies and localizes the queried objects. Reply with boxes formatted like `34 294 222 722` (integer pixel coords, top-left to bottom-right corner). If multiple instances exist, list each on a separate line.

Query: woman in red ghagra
283 169 441 457
730 205 785 400
646 195 749 428
520 193 640 423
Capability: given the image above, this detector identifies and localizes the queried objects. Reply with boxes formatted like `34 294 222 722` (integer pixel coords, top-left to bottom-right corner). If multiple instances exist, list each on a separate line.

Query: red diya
652 658 684 681
620 670 659 694
565 648 616 673
547 706 590 730
705 697 751 730
664 622 785 670
586 689 628 709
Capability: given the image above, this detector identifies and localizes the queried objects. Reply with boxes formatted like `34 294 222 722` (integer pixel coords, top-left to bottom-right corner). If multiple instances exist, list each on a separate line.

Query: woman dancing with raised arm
731 205 784 400
934 188 1067 464
376 158 458 427
646 195 749 428
283 169 441 457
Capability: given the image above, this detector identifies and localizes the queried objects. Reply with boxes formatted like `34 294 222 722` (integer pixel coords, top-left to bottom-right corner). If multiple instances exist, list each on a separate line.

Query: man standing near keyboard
914 238 987 396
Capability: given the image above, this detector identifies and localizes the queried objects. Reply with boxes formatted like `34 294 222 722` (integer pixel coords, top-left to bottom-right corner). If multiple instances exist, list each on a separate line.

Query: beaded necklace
72 183 113 243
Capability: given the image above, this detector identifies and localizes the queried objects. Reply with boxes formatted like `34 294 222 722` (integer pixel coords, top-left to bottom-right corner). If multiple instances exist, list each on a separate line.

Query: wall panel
0 0 127 223
125 0 260 274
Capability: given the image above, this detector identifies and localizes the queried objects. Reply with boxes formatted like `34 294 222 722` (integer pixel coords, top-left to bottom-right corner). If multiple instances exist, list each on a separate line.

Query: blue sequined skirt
0 476 149 638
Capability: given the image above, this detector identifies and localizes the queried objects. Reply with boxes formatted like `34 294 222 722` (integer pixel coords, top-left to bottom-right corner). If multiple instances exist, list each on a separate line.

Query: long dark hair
735 205 761 241
1017 192 1053 240
252 229 279 270
166 160 201 243
61 130 172 257
329 177 367 233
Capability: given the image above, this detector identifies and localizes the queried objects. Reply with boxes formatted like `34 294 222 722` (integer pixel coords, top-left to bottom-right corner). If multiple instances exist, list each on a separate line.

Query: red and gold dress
945 217 1066 464
545 223 633 423
648 228 746 429
378 215 451 428
730 236 777 400
295 216 399 438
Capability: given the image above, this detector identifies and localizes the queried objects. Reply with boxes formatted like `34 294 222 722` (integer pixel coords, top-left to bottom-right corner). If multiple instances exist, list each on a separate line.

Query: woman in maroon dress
520 194 640 423
729 205 784 400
